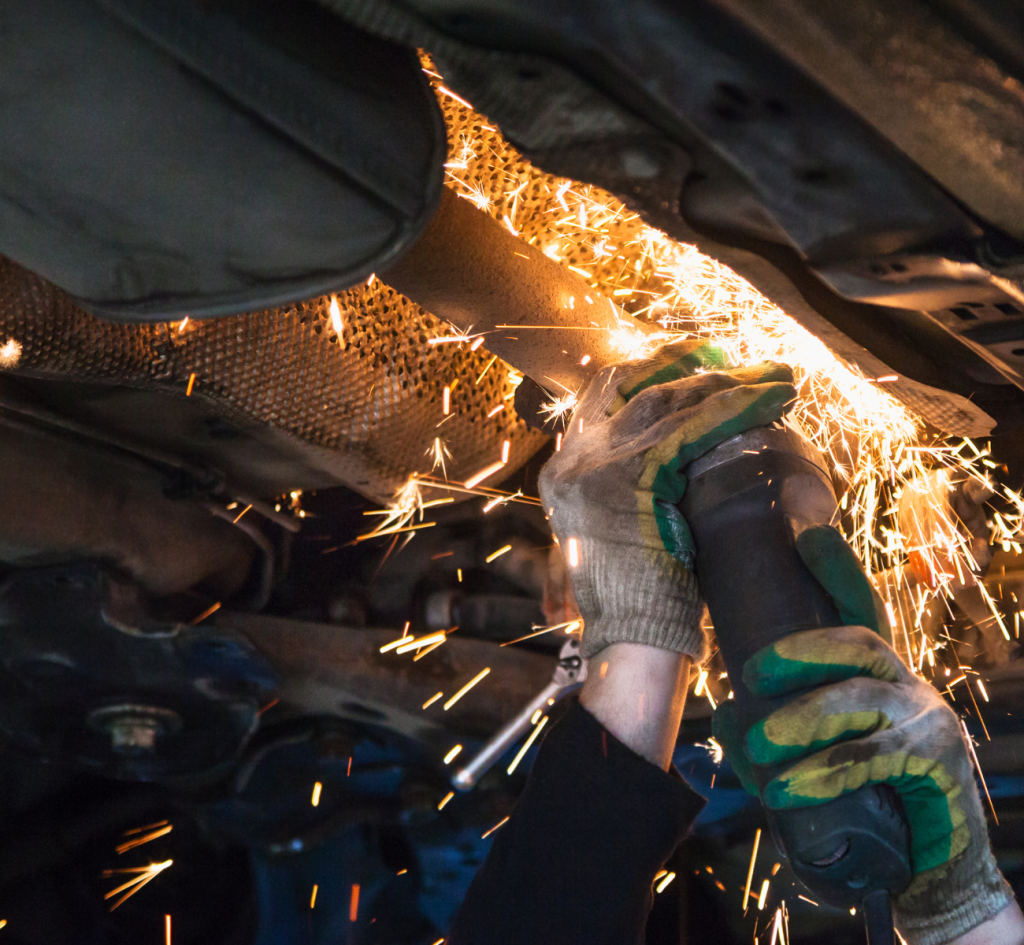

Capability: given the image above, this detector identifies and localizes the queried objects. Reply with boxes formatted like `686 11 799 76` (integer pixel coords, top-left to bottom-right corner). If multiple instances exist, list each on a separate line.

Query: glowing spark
310 885 318 909
743 829 762 911
444 668 491 709
185 373 196 396
797 895 818 906
476 355 498 384
427 437 452 478
116 824 173 854
311 782 322 807
444 744 463 764
395 631 447 655
465 461 506 489
961 718 998 823
165 914 171 945
103 860 173 911
189 601 221 626
487 404 505 418
656 872 677 893
0 338 21 368
329 294 345 348
501 439 511 463
486 544 512 563
422 692 444 709
349 884 360 922
694 669 708 697
482 816 510 839
539 390 578 426
977 679 990 702
438 791 454 810
232 504 252 524
123 820 169 836
413 638 448 661
758 879 770 911
697 736 724 765
580 354 591 365
442 386 451 415
567 538 579 567
507 715 549 774
437 85 473 109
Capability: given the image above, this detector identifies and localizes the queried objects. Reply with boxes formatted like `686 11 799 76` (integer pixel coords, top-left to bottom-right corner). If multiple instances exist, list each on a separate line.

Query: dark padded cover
0 0 446 321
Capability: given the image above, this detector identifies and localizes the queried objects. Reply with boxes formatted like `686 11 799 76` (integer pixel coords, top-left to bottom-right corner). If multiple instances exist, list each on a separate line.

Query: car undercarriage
2 2 1024 943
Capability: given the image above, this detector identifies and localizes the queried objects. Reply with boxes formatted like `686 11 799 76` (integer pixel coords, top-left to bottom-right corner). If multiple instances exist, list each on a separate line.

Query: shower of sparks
102 860 173 911
507 715 549 775
419 62 1024 691
0 338 21 368
443 668 491 710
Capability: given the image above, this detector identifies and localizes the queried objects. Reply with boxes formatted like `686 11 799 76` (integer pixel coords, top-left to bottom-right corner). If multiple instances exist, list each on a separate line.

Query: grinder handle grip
679 431 911 927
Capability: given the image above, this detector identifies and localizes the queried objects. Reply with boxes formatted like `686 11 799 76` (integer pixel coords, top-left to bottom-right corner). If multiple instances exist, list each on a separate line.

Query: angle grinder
680 426 912 945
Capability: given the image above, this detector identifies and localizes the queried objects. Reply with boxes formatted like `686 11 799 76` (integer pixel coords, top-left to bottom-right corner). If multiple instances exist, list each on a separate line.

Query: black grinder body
680 427 911 935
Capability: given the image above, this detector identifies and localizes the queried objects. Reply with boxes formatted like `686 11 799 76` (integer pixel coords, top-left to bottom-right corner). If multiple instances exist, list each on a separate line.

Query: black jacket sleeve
447 701 706 945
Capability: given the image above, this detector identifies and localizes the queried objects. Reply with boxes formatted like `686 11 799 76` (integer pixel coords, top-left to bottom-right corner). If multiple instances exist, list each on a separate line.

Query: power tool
680 425 912 945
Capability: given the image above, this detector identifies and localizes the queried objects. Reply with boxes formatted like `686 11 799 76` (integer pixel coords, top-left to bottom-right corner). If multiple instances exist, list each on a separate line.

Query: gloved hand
538 339 795 660
714 524 1013 945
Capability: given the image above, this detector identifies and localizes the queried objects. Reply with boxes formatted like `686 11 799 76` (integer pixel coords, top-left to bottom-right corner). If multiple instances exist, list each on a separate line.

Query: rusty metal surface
712 0 1024 242
383 186 657 393
0 420 253 597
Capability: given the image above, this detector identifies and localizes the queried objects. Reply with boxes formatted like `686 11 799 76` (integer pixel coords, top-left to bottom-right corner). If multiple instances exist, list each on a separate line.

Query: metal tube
382 186 659 394
451 679 570 791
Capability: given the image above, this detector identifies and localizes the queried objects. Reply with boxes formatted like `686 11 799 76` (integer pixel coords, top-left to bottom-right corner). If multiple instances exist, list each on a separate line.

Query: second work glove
714 525 1013 945
538 339 795 660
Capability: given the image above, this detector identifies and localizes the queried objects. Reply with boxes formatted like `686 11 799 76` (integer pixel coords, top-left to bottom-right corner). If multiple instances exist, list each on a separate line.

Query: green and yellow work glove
538 339 795 660
713 525 1013 945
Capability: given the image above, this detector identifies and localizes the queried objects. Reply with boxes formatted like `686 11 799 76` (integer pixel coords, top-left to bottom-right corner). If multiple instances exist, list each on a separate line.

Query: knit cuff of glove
574 539 707 661
895 848 1013 945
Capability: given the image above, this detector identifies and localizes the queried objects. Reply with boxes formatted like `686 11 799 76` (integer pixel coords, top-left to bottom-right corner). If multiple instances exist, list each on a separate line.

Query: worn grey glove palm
537 339 795 660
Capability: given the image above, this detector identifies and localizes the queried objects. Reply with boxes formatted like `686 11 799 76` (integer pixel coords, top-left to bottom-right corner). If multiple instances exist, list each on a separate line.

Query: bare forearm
579 642 692 770
942 901 1024 945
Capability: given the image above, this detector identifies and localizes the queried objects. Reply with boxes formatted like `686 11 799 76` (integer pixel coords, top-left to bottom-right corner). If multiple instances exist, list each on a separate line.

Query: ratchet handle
452 679 570 790
680 429 912 915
